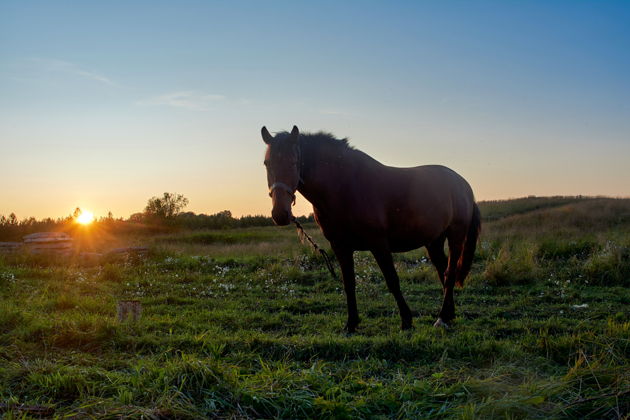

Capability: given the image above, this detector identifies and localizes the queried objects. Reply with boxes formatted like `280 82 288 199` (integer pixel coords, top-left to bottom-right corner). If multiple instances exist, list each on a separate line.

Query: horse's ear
261 126 273 144
290 125 299 143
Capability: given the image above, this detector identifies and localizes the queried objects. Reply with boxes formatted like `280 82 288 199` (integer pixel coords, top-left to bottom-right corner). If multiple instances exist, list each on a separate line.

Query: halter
269 182 297 205
268 142 303 207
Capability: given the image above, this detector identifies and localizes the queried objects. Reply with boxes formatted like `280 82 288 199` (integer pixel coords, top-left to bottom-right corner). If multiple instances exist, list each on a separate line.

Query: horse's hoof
344 320 359 334
433 318 449 329
401 320 414 330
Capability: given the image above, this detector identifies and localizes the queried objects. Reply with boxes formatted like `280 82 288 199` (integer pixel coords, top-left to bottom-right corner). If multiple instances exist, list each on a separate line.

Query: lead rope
293 219 337 280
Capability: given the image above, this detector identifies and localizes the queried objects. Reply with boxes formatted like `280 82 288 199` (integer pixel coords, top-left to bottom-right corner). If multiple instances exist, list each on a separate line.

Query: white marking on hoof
433 318 449 329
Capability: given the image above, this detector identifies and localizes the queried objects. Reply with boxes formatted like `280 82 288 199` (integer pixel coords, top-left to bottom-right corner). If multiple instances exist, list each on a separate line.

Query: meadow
0 197 628 419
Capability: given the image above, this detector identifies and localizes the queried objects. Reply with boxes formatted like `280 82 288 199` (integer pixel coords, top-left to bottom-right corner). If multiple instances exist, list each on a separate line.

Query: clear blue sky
1 1 629 219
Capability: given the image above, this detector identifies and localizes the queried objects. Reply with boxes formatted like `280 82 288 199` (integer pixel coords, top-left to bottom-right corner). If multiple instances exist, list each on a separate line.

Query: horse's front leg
372 248 414 330
332 245 360 333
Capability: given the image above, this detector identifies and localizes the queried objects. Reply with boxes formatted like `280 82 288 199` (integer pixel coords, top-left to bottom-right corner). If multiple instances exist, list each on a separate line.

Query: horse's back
381 164 475 249
409 164 474 218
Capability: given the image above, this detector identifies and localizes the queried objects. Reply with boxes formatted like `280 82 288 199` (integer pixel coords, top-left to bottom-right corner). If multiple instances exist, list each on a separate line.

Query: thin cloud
137 91 225 110
319 109 350 116
28 58 117 86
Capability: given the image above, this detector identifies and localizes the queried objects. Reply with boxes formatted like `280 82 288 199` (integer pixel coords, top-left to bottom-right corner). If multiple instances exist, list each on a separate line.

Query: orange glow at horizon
76 210 95 225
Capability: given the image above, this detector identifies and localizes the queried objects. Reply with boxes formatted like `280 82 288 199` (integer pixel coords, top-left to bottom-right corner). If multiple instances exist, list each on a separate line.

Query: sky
1 1 629 220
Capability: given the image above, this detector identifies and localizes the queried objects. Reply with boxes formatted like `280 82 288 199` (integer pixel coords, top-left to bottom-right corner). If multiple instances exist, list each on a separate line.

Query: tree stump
117 300 142 322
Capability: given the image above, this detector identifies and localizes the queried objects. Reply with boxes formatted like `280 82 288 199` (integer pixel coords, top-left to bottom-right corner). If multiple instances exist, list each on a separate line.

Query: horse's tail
456 203 481 287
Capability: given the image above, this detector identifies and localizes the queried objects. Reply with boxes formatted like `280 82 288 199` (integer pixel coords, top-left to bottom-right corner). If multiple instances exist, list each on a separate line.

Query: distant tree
144 192 189 221
215 210 232 220
212 210 234 228
128 213 145 223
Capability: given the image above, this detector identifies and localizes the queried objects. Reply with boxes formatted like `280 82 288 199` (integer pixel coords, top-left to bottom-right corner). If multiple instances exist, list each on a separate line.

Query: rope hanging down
293 219 337 279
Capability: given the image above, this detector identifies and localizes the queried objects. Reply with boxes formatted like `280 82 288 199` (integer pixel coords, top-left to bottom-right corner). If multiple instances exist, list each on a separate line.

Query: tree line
0 193 314 240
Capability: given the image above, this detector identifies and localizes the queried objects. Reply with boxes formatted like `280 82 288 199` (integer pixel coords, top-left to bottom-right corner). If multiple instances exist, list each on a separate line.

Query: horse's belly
387 232 431 253
315 201 448 252
389 241 426 253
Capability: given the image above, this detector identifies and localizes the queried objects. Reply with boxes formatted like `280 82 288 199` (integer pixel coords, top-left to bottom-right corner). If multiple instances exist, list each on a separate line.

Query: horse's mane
275 131 354 152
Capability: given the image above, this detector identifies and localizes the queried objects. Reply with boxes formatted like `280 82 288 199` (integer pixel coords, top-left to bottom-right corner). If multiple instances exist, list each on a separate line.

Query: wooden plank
23 232 70 240
0 242 22 253
0 242 21 247
24 237 73 244
30 249 73 255
26 243 73 249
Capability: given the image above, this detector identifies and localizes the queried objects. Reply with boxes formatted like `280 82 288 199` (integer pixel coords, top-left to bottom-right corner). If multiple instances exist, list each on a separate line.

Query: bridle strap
268 142 302 207
269 182 297 205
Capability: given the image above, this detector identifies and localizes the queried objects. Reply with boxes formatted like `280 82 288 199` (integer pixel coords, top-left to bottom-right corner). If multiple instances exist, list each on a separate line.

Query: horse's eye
263 160 269 167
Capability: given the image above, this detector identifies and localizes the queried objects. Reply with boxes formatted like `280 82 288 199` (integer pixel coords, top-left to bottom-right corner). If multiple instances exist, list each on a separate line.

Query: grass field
1 197 629 419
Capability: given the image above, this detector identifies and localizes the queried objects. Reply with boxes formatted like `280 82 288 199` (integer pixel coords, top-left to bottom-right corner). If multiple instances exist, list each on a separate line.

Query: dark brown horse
261 125 480 331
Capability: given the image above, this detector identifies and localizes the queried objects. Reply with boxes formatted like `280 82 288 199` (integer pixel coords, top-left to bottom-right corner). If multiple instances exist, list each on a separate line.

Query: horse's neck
298 142 372 209
298 142 338 206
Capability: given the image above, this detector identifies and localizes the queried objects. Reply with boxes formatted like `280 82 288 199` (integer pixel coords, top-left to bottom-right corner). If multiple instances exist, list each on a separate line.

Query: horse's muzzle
270 186 295 226
272 208 293 226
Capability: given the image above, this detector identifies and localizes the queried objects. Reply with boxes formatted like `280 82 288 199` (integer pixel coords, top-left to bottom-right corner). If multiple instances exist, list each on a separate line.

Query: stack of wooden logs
0 232 149 259
23 232 74 256
0 242 22 254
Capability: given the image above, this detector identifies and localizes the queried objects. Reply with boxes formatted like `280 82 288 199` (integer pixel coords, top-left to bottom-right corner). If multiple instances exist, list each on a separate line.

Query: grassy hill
478 195 592 222
0 197 628 418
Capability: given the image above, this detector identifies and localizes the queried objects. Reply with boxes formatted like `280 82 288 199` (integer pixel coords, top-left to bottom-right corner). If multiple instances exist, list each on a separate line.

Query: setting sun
76 210 95 225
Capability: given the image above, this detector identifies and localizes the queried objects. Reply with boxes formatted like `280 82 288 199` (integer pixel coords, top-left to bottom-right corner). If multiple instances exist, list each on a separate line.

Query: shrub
483 243 540 286
537 238 597 261
583 241 630 286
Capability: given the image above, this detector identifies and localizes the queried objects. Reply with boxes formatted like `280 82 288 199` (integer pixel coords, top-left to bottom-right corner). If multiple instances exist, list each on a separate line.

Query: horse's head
261 125 301 226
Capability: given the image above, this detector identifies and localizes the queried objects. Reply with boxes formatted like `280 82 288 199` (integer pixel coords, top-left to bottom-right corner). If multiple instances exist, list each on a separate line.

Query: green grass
1 198 629 419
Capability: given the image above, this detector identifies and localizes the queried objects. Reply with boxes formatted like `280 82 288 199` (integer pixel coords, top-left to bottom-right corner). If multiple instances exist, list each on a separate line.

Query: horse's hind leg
426 234 447 287
435 231 465 328
372 248 414 330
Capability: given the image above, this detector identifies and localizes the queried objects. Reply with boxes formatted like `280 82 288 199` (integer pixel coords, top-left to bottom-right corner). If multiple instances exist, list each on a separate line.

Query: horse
261 125 480 331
